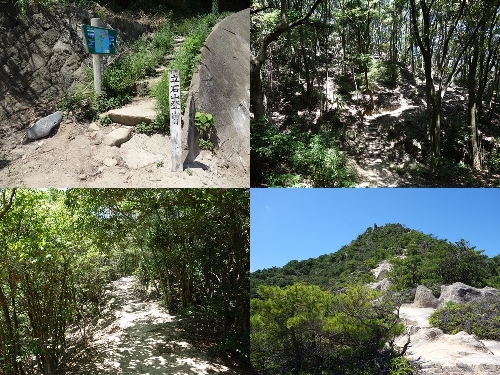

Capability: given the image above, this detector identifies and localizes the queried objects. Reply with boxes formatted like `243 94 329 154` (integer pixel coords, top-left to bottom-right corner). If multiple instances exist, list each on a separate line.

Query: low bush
154 13 226 126
251 117 356 187
369 60 400 87
429 296 500 340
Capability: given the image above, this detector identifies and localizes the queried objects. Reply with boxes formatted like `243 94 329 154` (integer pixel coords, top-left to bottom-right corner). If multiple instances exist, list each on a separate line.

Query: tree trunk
250 57 266 120
468 39 481 170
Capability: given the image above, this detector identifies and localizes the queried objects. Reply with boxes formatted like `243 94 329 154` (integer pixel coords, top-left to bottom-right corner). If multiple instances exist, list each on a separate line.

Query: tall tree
409 0 480 159
251 0 325 119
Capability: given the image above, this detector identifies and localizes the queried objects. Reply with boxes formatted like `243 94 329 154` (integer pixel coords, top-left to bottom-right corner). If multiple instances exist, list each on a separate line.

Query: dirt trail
79 276 234 375
0 118 247 188
354 99 419 187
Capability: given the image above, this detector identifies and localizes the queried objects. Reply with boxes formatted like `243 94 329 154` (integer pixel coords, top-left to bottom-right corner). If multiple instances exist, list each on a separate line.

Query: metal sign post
169 70 182 172
81 19 117 94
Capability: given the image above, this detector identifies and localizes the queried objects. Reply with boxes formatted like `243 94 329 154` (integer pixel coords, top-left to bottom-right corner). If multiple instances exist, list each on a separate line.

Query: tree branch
0 188 16 221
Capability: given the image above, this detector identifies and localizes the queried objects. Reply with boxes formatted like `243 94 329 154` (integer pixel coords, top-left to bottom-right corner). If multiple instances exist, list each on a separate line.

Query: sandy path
80 276 233 375
355 99 418 187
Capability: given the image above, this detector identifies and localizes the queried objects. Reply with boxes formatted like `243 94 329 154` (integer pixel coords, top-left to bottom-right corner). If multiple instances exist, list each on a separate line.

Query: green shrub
251 117 355 187
485 146 500 173
99 114 112 127
155 13 226 124
429 296 500 340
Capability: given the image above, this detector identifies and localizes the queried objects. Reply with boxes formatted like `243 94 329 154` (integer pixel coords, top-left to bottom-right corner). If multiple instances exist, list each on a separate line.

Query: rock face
183 9 250 172
369 278 392 291
438 282 500 308
370 259 392 280
414 285 439 308
27 111 63 140
0 3 150 128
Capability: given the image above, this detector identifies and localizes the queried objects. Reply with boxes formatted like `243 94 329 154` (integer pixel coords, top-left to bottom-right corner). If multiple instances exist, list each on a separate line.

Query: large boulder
413 285 439 308
438 282 500 308
27 111 63 140
183 9 250 173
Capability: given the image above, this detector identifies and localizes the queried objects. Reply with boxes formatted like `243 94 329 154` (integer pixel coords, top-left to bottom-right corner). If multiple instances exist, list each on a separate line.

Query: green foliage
251 117 356 187
102 21 173 100
251 283 412 375
194 111 214 134
60 90 129 122
414 156 477 186
389 237 488 292
369 60 400 87
485 146 500 173
136 116 169 134
252 223 496 303
99 114 112 127
429 296 500 340
58 21 174 122
195 111 215 151
1 189 250 372
251 223 410 296
155 13 225 124
198 138 215 151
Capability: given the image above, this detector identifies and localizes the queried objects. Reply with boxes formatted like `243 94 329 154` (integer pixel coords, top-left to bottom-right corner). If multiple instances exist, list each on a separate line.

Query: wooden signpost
169 70 182 172
81 18 117 94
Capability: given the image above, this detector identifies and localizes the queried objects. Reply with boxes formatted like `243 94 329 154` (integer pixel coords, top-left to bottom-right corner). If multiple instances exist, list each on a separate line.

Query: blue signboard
82 25 117 55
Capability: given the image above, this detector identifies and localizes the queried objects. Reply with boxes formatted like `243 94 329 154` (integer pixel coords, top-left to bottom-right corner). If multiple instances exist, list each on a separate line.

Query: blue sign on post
82 25 117 55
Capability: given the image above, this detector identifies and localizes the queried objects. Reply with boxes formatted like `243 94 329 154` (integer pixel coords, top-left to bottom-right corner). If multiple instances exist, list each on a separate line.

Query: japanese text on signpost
169 70 182 171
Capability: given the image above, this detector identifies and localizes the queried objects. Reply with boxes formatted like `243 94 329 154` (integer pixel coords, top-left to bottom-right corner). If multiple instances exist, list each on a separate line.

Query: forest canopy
0 188 250 374
251 0 500 187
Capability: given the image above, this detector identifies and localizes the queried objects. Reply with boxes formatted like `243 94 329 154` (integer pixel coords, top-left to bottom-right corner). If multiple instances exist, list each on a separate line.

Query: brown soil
0 116 249 188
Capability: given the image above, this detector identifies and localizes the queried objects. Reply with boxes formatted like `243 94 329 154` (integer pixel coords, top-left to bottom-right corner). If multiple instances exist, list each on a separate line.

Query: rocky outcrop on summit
370 259 392 281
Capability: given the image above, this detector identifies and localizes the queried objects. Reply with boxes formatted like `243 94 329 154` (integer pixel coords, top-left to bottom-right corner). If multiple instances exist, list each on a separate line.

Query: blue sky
250 189 500 272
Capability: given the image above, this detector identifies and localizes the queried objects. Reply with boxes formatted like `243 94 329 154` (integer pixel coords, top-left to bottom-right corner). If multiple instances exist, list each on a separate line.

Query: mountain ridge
251 223 500 297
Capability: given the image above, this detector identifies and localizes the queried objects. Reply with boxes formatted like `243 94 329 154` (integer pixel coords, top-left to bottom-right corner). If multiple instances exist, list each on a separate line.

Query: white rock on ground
102 127 133 147
120 134 168 169
395 289 500 375
107 100 157 126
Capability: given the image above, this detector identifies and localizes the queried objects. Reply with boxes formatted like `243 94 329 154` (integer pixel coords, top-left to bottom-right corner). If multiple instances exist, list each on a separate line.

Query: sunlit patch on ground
74 276 231 374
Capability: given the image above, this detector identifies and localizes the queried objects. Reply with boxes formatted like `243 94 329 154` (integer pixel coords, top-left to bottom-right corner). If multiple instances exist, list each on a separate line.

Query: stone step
135 77 162 96
106 99 157 126
155 65 168 74
174 37 185 43
162 55 175 64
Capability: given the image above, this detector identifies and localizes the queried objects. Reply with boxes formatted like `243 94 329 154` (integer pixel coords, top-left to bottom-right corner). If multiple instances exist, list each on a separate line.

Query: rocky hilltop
368 259 500 375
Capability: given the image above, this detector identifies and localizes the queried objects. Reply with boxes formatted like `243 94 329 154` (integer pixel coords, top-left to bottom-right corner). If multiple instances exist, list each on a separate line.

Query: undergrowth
429 296 500 340
251 117 356 187
154 13 227 128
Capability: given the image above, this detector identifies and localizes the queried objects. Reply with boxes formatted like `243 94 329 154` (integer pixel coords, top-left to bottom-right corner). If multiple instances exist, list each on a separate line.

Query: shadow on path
73 276 233 375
